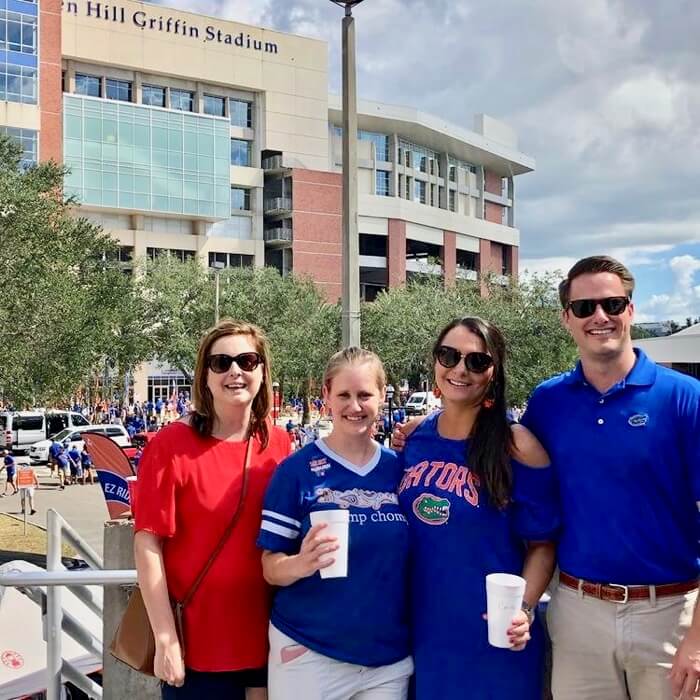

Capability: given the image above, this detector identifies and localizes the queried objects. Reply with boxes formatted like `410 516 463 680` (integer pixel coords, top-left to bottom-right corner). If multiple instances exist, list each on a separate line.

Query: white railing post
46 509 63 700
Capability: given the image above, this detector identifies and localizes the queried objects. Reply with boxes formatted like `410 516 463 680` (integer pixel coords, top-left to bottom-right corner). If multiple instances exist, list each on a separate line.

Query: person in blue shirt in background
48 438 62 478
2 450 18 496
258 347 412 700
394 317 558 700
80 447 95 485
56 446 69 490
67 443 83 485
521 256 700 700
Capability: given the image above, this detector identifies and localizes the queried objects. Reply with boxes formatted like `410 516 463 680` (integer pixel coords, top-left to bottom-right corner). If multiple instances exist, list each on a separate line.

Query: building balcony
264 197 292 215
262 154 285 170
264 227 293 247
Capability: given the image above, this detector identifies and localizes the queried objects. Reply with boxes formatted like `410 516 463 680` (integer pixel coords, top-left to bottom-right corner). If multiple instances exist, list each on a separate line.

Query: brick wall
442 231 456 287
39 0 62 162
291 169 342 302
387 219 406 288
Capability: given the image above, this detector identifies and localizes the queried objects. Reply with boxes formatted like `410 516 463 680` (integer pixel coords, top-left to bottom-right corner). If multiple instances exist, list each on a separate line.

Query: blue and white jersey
257 438 410 667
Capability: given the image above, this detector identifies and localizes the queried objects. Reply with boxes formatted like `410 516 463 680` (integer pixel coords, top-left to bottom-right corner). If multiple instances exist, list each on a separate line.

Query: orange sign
16 468 37 488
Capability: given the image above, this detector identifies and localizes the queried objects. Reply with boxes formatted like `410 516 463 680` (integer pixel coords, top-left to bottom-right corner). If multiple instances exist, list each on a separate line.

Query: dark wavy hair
190 319 272 448
433 316 513 508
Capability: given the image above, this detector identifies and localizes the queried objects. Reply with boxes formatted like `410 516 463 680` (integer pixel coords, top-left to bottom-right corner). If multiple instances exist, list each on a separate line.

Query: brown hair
323 347 386 392
559 255 635 308
190 318 272 447
433 317 513 509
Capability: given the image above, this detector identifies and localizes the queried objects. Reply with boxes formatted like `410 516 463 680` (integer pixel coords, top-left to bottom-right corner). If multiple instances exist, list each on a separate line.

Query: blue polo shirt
522 349 700 585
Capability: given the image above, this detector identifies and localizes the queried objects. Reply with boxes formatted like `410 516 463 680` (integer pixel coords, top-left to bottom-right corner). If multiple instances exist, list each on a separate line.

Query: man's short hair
559 255 635 308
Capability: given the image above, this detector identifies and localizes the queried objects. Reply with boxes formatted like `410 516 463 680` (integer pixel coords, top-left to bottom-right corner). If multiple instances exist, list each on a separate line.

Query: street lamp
386 383 395 444
210 261 225 324
272 381 280 425
329 0 365 347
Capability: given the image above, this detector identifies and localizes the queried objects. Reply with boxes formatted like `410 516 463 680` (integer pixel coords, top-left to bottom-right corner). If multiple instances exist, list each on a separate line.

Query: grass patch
0 513 76 558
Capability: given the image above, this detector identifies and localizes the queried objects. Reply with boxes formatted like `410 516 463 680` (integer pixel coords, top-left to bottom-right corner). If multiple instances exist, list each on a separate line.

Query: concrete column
194 82 204 113
340 11 361 346
478 238 492 296
442 231 456 287
133 73 142 104
509 245 519 278
387 218 406 288
438 153 449 209
390 134 399 196
507 175 515 227
476 166 485 219
102 520 160 699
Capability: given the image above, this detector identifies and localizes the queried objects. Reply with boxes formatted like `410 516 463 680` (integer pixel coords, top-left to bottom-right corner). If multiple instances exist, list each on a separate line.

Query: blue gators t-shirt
257 438 410 667
398 412 559 700
521 348 700 584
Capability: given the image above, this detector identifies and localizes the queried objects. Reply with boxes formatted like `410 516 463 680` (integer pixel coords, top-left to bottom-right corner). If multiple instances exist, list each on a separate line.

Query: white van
29 424 130 463
404 391 441 416
0 410 91 453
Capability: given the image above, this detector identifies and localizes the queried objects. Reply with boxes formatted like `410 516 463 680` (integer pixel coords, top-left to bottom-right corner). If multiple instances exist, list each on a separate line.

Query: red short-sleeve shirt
134 421 291 672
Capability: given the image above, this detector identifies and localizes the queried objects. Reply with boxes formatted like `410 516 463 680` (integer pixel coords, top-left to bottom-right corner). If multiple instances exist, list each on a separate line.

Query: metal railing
0 509 136 700
263 227 293 244
263 196 292 214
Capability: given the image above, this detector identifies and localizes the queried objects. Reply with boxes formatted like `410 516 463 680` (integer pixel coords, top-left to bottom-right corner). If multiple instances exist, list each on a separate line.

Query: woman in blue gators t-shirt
397 317 559 700
258 347 412 700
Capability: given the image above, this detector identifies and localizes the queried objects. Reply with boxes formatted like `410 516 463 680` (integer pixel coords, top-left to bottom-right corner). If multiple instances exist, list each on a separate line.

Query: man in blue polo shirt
522 256 700 700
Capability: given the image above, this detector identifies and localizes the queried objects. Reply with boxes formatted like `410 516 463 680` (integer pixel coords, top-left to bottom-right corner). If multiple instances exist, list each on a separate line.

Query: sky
157 0 700 322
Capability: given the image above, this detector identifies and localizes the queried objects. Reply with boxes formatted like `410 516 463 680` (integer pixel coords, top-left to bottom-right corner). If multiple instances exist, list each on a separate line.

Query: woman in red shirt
134 319 290 699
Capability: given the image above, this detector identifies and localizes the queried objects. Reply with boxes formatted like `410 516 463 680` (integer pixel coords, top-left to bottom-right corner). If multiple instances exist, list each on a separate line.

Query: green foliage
362 274 577 405
0 136 140 406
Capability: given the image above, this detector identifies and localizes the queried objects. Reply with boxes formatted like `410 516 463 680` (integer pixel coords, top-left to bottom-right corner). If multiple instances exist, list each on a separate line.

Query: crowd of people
126 255 700 700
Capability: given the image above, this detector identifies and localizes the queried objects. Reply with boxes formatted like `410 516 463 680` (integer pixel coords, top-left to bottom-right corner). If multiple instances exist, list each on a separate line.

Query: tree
0 136 137 406
362 274 577 405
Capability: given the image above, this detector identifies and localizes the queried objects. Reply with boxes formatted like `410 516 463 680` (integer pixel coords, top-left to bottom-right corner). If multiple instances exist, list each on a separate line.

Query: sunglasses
207 352 263 373
434 345 494 374
567 296 629 319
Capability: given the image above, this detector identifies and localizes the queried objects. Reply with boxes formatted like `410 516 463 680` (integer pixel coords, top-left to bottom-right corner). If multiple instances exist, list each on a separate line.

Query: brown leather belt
559 571 698 604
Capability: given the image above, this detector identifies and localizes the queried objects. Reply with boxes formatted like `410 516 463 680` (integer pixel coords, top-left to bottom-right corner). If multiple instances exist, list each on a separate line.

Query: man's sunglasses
207 352 263 373
567 296 630 319
434 345 494 374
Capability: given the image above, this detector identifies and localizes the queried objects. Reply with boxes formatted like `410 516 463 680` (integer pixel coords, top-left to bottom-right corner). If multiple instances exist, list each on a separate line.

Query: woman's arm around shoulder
509 424 550 468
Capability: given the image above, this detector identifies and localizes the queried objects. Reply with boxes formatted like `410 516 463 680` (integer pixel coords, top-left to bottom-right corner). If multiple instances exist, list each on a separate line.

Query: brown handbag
110 437 253 675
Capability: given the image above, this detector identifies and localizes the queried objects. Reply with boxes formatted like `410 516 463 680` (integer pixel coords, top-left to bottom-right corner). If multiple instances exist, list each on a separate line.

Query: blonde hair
191 318 272 447
323 347 386 392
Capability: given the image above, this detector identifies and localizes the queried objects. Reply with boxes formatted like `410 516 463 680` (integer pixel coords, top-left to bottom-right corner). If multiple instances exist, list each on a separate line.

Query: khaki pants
547 578 698 700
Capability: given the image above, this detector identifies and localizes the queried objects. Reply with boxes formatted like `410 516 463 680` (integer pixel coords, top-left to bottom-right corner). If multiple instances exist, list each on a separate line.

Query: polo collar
563 348 657 388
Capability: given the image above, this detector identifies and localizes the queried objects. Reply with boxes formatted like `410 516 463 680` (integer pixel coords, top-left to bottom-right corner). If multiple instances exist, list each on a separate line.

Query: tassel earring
432 386 441 399
482 398 494 409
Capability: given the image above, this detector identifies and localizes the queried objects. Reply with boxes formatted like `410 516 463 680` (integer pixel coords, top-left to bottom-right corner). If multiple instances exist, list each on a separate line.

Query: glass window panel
133 124 149 147
170 89 193 112
106 78 132 102
142 84 165 107
203 94 225 117
229 99 252 127
84 117 101 141
75 74 101 97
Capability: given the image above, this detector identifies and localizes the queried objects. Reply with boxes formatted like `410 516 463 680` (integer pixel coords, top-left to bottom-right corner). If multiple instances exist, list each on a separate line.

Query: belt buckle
608 583 629 604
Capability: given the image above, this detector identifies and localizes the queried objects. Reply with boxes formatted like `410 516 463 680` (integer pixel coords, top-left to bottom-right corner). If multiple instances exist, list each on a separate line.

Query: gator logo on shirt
413 493 450 525
628 413 649 427
315 487 398 510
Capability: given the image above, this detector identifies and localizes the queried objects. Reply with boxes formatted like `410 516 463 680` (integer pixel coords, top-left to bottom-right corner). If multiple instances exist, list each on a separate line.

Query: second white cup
485 572 527 648
309 508 350 579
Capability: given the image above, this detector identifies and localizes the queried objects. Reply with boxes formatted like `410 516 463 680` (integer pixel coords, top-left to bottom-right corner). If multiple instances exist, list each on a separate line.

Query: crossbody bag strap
179 435 253 609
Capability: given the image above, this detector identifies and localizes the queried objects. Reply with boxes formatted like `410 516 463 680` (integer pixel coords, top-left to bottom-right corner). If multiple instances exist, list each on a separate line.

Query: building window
414 179 427 204
208 252 254 268
405 176 411 199
208 216 253 239
231 186 250 212
449 165 456 182
359 130 389 162
142 84 166 107
0 11 37 54
231 138 251 167
375 170 390 197
146 247 195 263
170 89 194 112
448 190 456 212
456 249 477 271
230 99 253 128
75 73 101 98
105 78 132 102
501 245 510 275
203 95 226 117
430 184 437 207
0 126 37 169
0 63 37 104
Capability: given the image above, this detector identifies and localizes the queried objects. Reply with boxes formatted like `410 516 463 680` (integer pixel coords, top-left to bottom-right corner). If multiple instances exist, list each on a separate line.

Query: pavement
0 462 109 558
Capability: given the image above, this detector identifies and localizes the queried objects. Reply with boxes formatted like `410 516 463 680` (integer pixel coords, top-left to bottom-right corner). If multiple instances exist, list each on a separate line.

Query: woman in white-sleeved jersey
257 347 413 700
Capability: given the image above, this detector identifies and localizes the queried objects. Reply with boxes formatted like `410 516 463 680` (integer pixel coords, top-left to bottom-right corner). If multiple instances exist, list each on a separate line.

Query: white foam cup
485 573 527 648
309 509 350 579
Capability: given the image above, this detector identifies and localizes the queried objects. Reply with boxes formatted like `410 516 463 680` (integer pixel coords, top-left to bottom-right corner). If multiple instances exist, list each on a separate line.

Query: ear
321 384 329 402
627 300 635 322
560 309 571 332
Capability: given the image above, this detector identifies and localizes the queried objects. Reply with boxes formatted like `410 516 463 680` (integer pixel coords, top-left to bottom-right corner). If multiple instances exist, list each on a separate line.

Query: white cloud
641 255 700 321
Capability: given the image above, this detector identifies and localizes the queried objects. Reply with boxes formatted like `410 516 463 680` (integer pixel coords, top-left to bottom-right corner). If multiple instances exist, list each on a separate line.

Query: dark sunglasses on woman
207 352 263 373
567 296 629 319
434 345 494 374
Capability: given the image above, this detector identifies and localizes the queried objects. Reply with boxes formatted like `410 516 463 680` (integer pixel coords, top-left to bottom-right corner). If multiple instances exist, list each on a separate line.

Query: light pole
210 261 225 324
272 381 280 425
386 383 395 444
330 0 365 347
